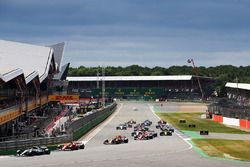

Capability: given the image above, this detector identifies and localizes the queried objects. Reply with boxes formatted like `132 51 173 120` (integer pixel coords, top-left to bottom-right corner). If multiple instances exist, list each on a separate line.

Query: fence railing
208 101 250 120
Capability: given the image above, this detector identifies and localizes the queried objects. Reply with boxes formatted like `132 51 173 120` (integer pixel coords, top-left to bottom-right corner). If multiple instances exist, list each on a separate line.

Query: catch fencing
208 103 250 120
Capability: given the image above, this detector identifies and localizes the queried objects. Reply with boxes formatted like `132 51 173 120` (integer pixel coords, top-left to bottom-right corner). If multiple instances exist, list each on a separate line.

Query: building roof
0 39 54 83
67 75 194 82
54 63 70 80
48 42 65 71
225 82 250 91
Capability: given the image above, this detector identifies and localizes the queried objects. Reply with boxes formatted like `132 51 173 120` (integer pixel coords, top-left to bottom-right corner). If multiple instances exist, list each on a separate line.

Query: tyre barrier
188 124 196 128
179 120 186 123
200 130 209 135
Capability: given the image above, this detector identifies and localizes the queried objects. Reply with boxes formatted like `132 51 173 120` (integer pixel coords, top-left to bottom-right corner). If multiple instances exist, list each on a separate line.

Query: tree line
68 65 250 97
68 65 250 83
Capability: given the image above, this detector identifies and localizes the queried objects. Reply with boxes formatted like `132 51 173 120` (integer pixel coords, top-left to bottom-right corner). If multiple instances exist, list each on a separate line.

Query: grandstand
66 75 214 100
0 40 69 138
208 82 250 129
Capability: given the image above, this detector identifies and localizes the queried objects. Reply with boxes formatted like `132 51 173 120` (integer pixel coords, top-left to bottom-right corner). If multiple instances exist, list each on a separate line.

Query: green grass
157 112 250 134
192 139 250 161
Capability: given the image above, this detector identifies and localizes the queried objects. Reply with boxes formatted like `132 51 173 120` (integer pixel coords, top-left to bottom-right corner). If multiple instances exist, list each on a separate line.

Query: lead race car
16 146 50 157
103 136 129 145
57 141 85 151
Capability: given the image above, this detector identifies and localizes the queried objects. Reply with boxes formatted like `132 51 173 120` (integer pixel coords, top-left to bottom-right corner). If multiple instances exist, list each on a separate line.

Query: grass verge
157 112 250 134
192 139 250 161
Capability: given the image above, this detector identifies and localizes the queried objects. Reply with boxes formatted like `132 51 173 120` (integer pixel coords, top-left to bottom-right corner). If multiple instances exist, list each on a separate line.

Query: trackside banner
49 95 80 102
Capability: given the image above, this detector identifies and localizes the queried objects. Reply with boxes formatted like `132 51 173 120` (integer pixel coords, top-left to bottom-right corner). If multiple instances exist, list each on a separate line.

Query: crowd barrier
212 114 250 129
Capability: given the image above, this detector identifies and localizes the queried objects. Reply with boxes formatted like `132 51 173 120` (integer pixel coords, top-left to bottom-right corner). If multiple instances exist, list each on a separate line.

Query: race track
1 101 249 167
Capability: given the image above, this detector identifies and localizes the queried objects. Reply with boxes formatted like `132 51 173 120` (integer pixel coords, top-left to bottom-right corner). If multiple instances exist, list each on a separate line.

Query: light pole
102 66 105 107
187 58 204 100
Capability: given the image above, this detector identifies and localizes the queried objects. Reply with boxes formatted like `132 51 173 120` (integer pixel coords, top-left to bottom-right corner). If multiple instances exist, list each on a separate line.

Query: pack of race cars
110 119 174 144
15 119 173 156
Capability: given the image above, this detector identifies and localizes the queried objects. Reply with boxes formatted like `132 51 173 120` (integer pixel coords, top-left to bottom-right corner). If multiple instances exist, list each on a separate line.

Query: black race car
16 146 50 157
160 130 172 136
143 120 152 126
103 136 129 145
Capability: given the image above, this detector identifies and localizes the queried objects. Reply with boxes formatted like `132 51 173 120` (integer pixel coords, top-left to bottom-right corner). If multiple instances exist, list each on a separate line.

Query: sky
1 0 250 68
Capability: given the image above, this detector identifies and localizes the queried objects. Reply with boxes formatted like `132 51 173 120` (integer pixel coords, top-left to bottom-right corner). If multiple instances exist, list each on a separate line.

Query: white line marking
80 103 124 144
148 104 193 149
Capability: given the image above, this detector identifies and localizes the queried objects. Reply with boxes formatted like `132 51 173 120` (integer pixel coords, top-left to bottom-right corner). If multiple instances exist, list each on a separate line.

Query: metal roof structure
48 42 65 71
0 40 59 84
54 63 70 80
225 82 250 91
67 75 194 82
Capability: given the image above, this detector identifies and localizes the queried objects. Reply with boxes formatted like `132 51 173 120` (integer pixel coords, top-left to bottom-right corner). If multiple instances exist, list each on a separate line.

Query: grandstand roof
225 82 250 91
48 42 65 71
0 40 55 83
67 75 194 82
54 63 70 80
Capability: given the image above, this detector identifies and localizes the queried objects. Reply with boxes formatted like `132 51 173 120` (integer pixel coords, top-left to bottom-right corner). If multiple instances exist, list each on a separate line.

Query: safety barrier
212 114 223 123
212 114 250 129
0 135 73 151
69 103 117 140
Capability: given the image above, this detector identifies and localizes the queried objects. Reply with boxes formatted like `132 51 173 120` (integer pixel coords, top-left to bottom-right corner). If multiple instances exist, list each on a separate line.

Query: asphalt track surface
1 101 249 167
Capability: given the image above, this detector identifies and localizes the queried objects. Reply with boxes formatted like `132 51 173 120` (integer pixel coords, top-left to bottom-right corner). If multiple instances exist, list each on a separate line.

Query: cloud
1 0 250 67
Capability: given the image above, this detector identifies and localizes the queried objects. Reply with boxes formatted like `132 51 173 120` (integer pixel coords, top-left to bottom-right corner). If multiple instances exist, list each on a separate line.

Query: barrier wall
69 103 117 140
240 119 250 129
223 117 240 126
212 115 223 123
212 114 250 129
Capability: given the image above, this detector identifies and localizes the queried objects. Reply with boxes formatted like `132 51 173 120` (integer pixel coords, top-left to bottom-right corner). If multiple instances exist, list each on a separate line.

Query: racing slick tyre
103 140 109 145
79 144 85 149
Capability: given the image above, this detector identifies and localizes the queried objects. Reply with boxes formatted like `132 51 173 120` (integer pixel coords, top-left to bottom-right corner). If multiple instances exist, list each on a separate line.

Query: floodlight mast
187 58 204 100
102 66 105 107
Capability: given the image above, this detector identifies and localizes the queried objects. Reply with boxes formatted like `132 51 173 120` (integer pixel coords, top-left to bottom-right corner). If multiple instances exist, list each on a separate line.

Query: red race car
57 141 85 151
103 136 128 145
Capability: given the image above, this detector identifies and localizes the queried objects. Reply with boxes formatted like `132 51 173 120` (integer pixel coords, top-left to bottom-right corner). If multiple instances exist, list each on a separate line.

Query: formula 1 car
134 131 154 140
124 122 133 128
127 119 136 124
103 136 128 145
116 124 127 130
160 130 172 136
161 125 174 132
143 120 152 126
158 120 167 125
16 146 50 157
57 141 85 151
147 130 158 138
134 124 149 131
